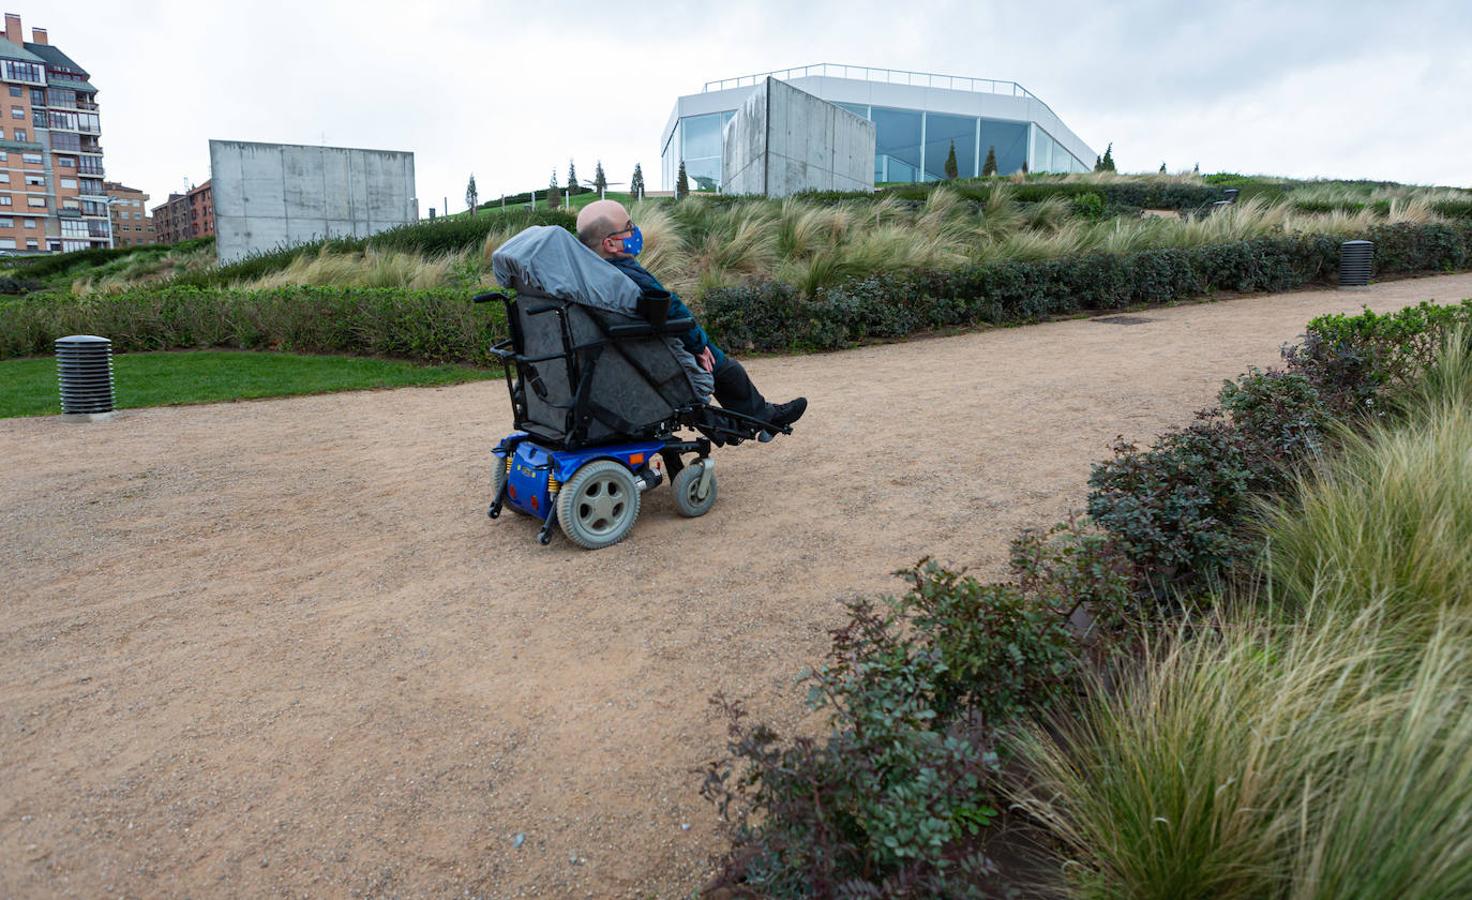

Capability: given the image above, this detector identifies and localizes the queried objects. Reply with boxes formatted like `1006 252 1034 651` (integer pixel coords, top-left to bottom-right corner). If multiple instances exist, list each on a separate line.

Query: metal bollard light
1339 240 1374 288
55 335 116 421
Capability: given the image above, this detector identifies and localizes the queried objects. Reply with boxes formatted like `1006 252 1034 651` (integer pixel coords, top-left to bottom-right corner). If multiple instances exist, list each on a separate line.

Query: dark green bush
704 224 1472 354
1086 414 1264 601
1220 368 1332 463
0 285 505 366
1285 299 1472 416
702 561 1074 896
1073 191 1106 221
1010 518 1141 640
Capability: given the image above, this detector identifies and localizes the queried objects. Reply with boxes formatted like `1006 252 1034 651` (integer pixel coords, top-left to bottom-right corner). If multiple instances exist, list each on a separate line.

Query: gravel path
4 273 1470 898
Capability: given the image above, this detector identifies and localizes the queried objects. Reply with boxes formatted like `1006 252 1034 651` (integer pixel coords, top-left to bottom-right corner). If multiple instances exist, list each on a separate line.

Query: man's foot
766 397 807 429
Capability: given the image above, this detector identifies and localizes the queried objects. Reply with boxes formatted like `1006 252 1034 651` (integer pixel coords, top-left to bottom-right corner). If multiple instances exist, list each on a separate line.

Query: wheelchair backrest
513 290 701 446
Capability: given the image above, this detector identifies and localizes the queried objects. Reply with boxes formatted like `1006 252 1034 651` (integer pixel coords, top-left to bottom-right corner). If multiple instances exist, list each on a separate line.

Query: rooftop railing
702 63 1038 101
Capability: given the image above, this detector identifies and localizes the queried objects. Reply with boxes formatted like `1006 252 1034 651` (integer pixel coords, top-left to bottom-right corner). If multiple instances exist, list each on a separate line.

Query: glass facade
663 110 735 192
661 100 1089 189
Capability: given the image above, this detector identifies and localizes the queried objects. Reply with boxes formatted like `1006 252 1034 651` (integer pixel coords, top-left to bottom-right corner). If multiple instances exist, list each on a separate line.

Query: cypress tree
594 160 608 195
567 159 578 189
676 161 689 199
631 163 644 199
465 173 478 216
944 140 959 179
1159 162 1167 174
1100 143 1116 172
982 145 998 177
548 170 560 209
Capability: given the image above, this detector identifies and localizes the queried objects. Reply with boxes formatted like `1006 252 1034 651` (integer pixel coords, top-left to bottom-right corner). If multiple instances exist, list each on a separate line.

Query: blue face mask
620 225 644 256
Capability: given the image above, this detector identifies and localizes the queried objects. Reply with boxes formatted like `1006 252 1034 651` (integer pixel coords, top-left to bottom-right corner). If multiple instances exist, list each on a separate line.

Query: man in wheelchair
575 200 808 431
482 211 804 548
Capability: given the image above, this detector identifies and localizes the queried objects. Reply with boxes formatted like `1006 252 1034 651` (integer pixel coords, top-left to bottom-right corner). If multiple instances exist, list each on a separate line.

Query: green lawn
0 350 499 418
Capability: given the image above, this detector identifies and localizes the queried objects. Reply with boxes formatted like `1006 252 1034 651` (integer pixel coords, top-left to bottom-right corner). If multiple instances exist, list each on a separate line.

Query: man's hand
697 347 715 373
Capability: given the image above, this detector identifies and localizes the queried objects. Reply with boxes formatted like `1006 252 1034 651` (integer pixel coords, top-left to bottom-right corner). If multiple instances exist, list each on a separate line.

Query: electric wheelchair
479 226 790 549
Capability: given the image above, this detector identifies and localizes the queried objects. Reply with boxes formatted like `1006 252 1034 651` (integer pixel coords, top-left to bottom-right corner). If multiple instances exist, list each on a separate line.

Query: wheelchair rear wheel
557 460 641 549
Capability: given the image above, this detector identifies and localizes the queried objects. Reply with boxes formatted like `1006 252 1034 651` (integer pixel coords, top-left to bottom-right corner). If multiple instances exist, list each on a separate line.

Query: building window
9 107 22 119
25 239 37 249
0 197 10 206
979 119 1029 175
679 112 729 193
6 86 18 97
24 175 45 187
0 217 10 227
56 155 75 168
22 153 41 164
22 217 34 228
14 129 25 142
922 113 978 181
60 177 76 189
0 238 15 249
871 107 923 183
1 61 45 84
0 173 8 184
30 88 43 106
26 197 46 208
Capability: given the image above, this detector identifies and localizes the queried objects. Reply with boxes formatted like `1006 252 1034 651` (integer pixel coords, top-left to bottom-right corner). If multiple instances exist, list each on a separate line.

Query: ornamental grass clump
1007 605 1472 900
1260 331 1472 622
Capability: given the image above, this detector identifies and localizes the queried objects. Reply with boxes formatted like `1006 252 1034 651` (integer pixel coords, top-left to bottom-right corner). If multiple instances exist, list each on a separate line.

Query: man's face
601 217 635 258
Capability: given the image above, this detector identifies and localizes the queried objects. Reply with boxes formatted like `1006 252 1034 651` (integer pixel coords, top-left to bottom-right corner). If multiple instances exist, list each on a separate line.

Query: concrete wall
722 78 875 197
209 140 417 263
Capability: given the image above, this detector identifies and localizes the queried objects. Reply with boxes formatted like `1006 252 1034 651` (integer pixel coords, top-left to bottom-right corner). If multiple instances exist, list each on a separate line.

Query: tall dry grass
1259 331 1472 622
237 246 472 290
1010 331 1472 898
1009 606 1472 900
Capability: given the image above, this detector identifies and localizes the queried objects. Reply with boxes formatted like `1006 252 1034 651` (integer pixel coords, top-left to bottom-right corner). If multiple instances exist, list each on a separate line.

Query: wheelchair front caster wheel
557 460 641 549
671 460 717 518
538 532 552 545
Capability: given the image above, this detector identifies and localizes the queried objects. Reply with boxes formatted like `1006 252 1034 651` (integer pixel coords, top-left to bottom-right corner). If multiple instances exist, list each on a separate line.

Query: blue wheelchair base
489 431 713 546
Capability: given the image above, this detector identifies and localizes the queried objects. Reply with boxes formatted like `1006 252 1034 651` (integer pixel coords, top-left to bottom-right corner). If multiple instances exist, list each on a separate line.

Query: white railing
703 63 1038 101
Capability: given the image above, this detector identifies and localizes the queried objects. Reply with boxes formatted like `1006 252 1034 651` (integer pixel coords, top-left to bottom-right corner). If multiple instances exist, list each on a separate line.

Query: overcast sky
32 0 1472 214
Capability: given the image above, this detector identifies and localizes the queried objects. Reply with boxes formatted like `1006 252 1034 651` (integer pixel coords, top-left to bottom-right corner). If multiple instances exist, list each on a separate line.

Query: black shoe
767 397 807 429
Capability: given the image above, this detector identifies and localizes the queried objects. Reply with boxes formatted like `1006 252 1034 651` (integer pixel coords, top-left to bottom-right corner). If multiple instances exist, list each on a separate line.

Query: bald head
576 199 632 257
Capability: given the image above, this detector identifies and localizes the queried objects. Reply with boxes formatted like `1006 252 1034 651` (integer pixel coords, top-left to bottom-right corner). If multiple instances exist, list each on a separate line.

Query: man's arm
611 258 722 363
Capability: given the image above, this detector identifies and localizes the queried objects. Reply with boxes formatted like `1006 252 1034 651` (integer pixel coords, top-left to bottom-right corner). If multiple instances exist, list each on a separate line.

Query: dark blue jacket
608 256 727 368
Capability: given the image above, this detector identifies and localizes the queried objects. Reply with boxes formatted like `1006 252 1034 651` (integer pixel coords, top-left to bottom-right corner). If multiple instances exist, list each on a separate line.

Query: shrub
1285 299 1472 417
0 285 506 366
1072 191 1105 221
702 562 1076 896
1218 368 1330 465
1010 518 1141 641
1085 413 1263 602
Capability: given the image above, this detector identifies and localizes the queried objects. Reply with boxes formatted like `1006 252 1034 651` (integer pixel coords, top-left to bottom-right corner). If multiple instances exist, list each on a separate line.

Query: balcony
76 99 98 111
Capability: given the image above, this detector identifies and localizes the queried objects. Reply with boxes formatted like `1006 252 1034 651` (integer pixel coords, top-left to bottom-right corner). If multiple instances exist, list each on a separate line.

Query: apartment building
0 13 105 254
151 180 213 244
103 181 153 247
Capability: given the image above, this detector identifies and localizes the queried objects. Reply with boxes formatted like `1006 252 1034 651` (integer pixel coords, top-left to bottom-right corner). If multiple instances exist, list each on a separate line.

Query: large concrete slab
209 140 418 263
721 77 875 197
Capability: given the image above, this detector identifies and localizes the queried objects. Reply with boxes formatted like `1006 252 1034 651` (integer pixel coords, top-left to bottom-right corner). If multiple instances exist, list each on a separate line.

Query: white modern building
661 63 1096 192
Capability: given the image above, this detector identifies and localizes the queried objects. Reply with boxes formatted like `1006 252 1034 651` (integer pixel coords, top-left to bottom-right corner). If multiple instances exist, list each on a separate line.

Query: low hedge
704 222 1472 353
0 285 507 366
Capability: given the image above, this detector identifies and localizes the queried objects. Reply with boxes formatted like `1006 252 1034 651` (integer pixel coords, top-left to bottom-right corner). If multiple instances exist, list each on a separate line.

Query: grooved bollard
1339 240 1374 287
55 335 116 422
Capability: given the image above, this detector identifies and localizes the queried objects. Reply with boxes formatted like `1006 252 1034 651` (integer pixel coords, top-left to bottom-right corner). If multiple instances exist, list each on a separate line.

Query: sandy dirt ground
4 273 1470 898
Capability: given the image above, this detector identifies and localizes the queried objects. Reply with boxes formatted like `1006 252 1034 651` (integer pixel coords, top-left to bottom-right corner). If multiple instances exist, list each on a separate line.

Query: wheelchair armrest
606 316 695 339
473 291 509 304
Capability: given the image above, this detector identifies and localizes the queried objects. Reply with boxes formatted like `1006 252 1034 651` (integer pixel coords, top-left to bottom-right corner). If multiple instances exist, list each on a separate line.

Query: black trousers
712 357 769 419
